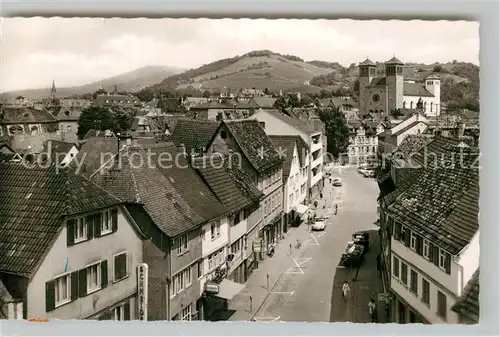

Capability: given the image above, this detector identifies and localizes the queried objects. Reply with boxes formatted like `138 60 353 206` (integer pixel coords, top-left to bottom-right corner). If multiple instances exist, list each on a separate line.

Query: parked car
339 241 365 268
311 217 327 231
332 177 342 186
360 169 375 178
352 231 370 251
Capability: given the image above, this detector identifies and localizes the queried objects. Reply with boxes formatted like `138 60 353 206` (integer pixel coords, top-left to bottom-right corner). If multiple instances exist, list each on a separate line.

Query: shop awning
295 204 310 215
216 279 245 301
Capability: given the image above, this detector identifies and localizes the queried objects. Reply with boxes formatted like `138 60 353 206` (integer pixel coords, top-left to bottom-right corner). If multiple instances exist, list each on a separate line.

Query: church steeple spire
50 79 56 99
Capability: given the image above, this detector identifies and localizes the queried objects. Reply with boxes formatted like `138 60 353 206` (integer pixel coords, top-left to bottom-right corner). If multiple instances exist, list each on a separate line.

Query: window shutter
111 208 118 232
67 219 75 246
445 252 451 274
71 271 79 301
404 228 411 247
94 213 102 237
79 269 87 297
416 235 423 256
45 280 55 312
87 215 94 239
101 261 108 288
124 301 131 320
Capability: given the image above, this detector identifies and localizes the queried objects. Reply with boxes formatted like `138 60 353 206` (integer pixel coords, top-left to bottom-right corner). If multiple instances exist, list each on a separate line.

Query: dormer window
220 130 227 139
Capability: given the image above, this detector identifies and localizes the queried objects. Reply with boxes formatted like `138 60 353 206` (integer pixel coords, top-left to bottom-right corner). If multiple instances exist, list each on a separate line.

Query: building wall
60 146 79 166
201 217 229 257
361 86 388 114
455 231 480 296
229 210 247 245
27 206 143 320
348 128 378 164
169 228 202 319
58 121 79 143
403 95 440 117
394 122 429 145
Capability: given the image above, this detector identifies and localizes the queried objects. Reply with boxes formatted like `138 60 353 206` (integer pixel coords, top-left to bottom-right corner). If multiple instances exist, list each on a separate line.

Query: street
245 165 382 322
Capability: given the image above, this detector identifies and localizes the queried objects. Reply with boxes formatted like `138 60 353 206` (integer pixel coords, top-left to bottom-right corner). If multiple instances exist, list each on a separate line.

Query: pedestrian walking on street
342 281 351 302
368 298 377 323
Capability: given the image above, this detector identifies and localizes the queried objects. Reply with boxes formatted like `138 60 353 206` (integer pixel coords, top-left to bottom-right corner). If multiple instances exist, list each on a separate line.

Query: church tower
358 58 377 114
385 56 404 113
50 80 56 100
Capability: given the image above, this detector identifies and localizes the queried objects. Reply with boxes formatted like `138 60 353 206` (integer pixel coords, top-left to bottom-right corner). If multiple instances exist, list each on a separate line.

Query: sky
0 18 479 92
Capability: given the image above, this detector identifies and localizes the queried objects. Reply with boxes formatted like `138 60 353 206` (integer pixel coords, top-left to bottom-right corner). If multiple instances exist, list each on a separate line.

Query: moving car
352 231 370 251
339 241 365 268
332 177 342 186
311 217 327 231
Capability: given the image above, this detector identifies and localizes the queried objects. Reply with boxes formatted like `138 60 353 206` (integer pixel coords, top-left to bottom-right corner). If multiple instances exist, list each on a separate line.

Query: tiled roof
82 129 116 140
403 83 434 97
0 107 57 124
170 119 221 154
385 56 404 65
392 120 427 137
53 107 83 121
392 134 433 158
359 58 376 66
0 164 121 276
193 155 262 214
224 120 283 173
71 137 121 178
387 164 479 255
88 143 227 237
93 94 140 106
370 77 386 86
268 136 297 180
46 140 77 164
331 97 358 108
249 97 277 109
452 269 479 323
407 136 469 168
262 109 317 135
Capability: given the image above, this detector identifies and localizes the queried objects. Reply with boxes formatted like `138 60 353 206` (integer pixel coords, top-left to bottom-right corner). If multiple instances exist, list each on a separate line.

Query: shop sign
137 263 149 321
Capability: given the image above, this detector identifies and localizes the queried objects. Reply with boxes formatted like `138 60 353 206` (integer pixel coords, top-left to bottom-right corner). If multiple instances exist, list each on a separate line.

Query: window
400 225 406 243
233 213 240 226
55 274 71 306
392 256 400 279
216 221 221 236
74 217 87 242
437 291 447 320
410 233 417 250
197 260 204 278
410 269 418 295
208 254 214 270
439 249 446 268
422 278 430 306
423 240 430 259
220 130 227 139
86 262 102 293
113 252 128 282
200 229 205 241
211 223 216 240
114 304 125 321
401 262 408 285
102 210 113 234
181 305 192 321
172 266 193 296
175 235 188 255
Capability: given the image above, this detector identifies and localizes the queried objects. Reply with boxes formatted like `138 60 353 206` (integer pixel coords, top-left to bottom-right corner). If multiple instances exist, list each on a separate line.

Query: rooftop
452 269 480 323
0 164 121 276
268 135 309 180
169 119 221 154
0 107 57 124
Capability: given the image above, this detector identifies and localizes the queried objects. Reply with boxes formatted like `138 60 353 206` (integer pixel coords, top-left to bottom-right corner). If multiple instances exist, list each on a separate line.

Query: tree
136 88 156 102
202 90 211 98
288 94 300 108
300 94 314 107
92 89 107 99
273 96 288 112
319 89 332 99
77 106 135 139
317 106 350 156
433 65 443 73
263 88 271 95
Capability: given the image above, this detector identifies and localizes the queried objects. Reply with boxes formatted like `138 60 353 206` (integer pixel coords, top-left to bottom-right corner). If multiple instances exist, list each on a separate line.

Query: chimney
457 122 466 138
259 121 265 129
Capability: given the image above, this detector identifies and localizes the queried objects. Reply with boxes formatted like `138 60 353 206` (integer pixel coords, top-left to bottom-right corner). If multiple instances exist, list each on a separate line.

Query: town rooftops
45 140 77 164
192 154 263 214
89 143 227 237
392 134 433 159
0 163 122 277
82 129 116 141
387 162 479 255
452 268 480 323
261 109 318 136
0 107 58 124
170 119 221 154
93 94 140 106
268 135 309 180
248 97 277 109
223 120 283 173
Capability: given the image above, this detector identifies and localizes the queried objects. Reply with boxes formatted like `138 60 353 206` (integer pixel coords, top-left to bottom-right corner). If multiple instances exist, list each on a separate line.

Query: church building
358 57 441 117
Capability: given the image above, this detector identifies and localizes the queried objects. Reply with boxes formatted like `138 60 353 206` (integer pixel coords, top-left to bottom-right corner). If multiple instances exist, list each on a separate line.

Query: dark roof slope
359 58 376 66
0 164 121 276
387 164 479 255
71 137 121 178
249 97 277 109
392 134 433 158
403 83 434 97
0 107 57 124
268 135 308 179
170 119 221 154
452 269 479 323
193 155 262 214
224 120 283 173
385 56 404 65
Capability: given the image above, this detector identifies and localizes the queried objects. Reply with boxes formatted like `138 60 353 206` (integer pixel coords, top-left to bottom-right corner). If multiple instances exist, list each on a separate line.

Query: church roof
359 58 376 67
370 77 386 86
385 56 404 65
403 83 434 97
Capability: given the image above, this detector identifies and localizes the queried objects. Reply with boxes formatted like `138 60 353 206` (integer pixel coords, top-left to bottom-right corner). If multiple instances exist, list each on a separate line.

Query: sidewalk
228 184 333 321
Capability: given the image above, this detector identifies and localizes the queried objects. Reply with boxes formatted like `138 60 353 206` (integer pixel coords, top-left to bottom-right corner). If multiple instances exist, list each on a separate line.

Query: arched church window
424 102 427 111
430 102 433 112
403 102 406 109
30 125 39 135
380 110 384 114
410 102 413 109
